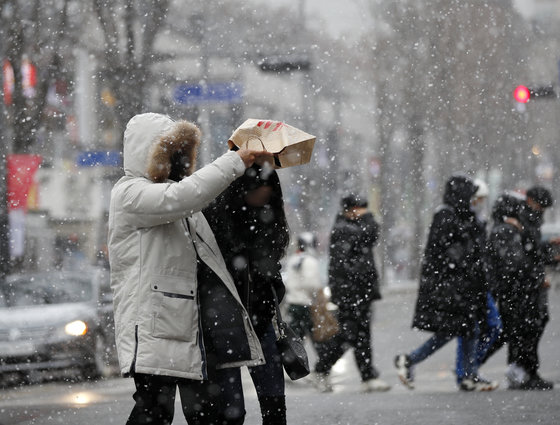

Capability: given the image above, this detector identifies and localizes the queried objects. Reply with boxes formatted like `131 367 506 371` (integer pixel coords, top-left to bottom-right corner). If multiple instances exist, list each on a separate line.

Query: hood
443 174 477 215
123 113 201 181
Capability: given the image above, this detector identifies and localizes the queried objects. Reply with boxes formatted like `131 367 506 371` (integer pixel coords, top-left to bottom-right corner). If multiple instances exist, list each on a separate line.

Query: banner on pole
7 154 43 211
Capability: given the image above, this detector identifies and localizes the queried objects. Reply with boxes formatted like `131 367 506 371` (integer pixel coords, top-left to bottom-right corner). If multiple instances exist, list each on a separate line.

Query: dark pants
314 302 379 381
287 304 311 340
220 323 286 425
287 303 332 355
482 294 547 376
511 317 546 375
126 372 223 425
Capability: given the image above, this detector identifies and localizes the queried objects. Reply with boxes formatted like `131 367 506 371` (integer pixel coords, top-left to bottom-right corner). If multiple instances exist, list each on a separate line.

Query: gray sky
256 0 372 41
256 0 541 42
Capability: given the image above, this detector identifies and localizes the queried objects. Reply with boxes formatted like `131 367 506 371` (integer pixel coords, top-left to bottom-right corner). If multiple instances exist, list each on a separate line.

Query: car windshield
0 274 93 308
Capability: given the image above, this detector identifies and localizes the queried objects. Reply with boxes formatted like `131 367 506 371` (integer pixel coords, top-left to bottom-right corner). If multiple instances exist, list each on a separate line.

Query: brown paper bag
228 119 315 168
311 291 339 342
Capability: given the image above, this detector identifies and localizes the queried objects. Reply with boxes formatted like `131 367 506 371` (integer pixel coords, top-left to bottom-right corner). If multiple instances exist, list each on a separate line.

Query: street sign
173 82 243 105
76 151 121 167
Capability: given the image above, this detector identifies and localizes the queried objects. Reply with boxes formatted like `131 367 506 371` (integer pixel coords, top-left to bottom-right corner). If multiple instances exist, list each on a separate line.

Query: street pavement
1 280 559 424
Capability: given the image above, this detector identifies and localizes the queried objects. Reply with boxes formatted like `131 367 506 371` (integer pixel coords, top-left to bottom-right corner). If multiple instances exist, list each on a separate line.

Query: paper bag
228 119 315 168
311 290 339 342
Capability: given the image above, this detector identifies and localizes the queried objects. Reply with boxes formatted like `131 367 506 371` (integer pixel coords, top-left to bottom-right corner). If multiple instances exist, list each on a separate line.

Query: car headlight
65 320 88 336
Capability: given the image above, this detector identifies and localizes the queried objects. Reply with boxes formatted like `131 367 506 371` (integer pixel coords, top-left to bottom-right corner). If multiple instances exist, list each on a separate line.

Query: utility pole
0 9 11 286
197 2 212 167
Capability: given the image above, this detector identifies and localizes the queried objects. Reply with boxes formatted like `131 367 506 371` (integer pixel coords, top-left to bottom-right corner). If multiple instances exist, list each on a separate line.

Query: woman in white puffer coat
108 112 269 425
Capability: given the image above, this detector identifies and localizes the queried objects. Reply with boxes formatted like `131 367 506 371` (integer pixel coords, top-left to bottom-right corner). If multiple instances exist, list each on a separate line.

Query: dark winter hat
341 194 368 210
239 163 278 191
526 186 553 208
443 174 477 212
491 192 524 222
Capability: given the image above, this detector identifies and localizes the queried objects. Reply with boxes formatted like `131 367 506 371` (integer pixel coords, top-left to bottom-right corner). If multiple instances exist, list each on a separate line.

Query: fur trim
147 120 201 182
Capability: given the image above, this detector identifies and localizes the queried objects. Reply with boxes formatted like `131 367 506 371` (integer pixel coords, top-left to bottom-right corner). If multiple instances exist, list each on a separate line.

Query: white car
0 268 118 386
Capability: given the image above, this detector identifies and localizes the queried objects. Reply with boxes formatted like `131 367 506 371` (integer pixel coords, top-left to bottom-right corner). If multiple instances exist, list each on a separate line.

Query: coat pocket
150 275 196 342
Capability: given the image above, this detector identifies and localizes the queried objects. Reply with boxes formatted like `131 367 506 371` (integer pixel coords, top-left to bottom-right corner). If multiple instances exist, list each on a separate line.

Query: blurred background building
1 0 559 284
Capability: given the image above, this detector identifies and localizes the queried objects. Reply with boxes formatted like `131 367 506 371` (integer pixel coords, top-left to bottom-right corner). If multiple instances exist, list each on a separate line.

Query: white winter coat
284 251 323 306
108 113 264 380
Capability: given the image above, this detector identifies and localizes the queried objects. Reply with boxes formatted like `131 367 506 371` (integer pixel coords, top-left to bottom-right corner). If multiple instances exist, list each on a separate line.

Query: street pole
0 18 11 286
198 2 211 166
0 118 10 287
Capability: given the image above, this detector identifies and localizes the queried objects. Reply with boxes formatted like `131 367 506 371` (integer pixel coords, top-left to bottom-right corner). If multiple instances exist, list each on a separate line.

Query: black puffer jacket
204 165 289 337
486 194 528 300
328 212 381 308
518 202 555 326
412 175 486 337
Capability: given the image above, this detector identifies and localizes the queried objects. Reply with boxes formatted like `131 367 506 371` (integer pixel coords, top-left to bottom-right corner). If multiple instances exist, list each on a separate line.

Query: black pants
482 296 547 376
287 304 311 340
314 301 379 381
512 316 547 376
126 372 224 425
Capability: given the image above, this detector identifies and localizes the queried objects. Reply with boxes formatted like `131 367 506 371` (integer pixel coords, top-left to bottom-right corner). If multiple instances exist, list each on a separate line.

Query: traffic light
258 56 311 73
513 85 530 103
513 84 555 103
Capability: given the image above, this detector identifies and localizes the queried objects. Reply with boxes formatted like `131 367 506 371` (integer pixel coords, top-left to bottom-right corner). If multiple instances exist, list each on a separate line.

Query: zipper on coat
245 261 253 321
130 324 139 375
194 256 208 380
161 292 194 300
185 218 208 380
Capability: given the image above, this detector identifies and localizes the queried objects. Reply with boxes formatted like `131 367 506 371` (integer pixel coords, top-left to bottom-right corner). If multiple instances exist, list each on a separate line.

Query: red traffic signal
513 85 530 103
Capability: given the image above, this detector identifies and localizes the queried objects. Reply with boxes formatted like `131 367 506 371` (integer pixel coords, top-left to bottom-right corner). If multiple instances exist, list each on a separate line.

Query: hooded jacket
412 175 486 337
108 113 264 380
284 249 323 306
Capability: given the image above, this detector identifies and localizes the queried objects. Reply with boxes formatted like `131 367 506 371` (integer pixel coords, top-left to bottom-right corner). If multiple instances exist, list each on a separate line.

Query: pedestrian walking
454 179 501 387
484 192 533 388
394 175 496 391
513 186 559 389
108 113 270 424
204 163 290 425
283 232 338 379
284 232 324 340
312 194 391 393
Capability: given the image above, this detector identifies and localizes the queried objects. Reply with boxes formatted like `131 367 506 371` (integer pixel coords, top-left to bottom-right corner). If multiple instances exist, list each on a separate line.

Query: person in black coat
454 180 502 385
513 186 559 389
394 175 495 391
312 194 391 393
482 192 529 384
204 164 290 425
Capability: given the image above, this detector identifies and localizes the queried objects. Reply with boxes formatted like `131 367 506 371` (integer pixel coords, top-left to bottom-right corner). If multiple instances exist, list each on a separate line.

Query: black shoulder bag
272 287 310 380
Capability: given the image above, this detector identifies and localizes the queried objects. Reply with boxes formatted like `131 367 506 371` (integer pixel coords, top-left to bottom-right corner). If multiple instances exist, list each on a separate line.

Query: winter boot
259 395 287 425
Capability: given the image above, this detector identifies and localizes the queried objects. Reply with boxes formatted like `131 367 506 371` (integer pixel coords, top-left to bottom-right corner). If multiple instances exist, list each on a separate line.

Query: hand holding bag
228 119 316 168
272 287 310 380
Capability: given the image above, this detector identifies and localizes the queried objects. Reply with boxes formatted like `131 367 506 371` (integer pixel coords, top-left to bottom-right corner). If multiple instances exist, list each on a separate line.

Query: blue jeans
456 293 502 382
218 323 285 424
409 332 454 365
409 332 478 381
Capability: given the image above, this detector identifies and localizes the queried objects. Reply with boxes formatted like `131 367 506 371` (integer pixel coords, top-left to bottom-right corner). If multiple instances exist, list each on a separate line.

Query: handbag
311 290 339 342
272 287 310 380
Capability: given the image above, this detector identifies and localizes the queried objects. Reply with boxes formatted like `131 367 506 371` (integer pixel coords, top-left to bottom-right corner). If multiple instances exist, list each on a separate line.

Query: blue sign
76 150 121 167
173 82 243 105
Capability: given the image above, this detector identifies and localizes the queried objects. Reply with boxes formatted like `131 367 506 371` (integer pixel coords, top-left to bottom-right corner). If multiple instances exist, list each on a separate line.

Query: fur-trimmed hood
123 113 200 182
